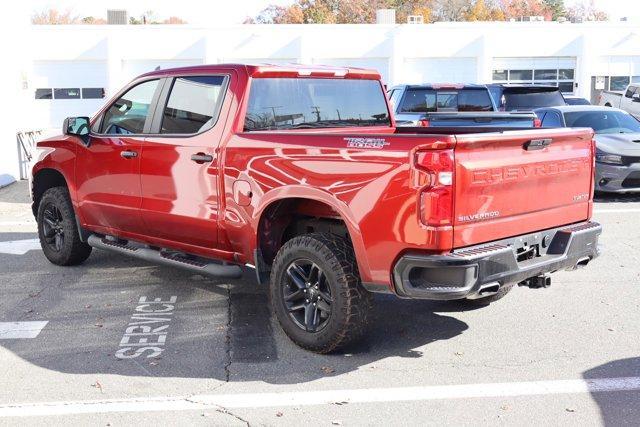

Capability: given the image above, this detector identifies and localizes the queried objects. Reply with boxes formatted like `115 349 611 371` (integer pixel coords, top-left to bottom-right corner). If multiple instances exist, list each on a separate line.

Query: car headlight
595 149 623 165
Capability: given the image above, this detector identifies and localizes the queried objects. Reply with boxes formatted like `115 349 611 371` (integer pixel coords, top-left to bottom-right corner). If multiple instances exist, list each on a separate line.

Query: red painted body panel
75 134 146 234
31 64 595 291
452 128 593 247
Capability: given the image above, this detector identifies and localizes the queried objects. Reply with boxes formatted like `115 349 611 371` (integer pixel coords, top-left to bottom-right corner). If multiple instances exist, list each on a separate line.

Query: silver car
535 105 640 193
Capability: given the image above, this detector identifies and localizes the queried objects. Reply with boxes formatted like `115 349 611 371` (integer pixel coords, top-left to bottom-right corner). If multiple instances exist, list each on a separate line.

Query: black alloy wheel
283 259 333 332
42 203 65 252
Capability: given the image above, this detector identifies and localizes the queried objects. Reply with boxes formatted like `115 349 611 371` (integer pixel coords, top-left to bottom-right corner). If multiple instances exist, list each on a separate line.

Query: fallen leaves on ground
91 380 103 393
321 366 335 374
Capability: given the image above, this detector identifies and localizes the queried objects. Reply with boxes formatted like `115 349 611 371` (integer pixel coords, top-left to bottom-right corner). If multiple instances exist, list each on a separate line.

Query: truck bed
226 127 594 284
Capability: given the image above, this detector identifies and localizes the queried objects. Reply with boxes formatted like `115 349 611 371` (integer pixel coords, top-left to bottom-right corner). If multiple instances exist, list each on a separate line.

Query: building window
492 67 575 94
509 69 533 81
610 76 631 92
534 69 557 80
53 88 81 99
558 82 574 93
81 88 105 99
35 88 52 100
492 70 507 80
559 69 574 80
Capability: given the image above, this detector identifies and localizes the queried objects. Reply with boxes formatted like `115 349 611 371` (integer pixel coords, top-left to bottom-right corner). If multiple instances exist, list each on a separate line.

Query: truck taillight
415 150 454 227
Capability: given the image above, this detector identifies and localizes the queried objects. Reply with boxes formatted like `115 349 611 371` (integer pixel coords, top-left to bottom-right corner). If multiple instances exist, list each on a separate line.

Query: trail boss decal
345 137 389 149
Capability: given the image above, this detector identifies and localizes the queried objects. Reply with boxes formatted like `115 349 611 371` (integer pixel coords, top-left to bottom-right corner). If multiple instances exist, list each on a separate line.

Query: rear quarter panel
221 132 455 285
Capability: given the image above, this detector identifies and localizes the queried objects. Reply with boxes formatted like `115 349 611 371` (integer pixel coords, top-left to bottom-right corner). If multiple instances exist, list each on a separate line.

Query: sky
27 0 640 25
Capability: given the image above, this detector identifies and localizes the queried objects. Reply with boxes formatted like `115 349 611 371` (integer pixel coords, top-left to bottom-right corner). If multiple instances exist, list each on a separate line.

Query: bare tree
32 9 80 25
431 0 473 21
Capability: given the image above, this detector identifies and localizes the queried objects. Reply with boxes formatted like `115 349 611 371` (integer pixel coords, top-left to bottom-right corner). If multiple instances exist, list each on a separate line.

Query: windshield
503 90 565 110
564 111 640 134
244 78 390 131
399 88 493 113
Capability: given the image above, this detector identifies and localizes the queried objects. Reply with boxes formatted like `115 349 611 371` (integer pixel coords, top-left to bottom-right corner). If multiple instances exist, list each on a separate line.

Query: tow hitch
519 274 551 289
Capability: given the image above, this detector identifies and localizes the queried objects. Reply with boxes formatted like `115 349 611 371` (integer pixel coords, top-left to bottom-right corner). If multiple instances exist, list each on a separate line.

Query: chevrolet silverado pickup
32 64 601 353
599 83 640 119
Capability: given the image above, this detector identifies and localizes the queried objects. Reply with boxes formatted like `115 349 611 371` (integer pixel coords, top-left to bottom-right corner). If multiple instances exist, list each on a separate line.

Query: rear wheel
270 233 372 353
37 187 92 266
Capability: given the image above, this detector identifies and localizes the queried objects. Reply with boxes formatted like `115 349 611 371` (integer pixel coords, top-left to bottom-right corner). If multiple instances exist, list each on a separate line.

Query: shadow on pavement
0 240 469 384
594 192 640 204
583 357 640 427
0 180 30 204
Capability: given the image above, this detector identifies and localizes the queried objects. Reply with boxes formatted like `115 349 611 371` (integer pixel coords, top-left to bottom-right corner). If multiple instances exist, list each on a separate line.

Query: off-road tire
37 186 92 266
463 283 515 306
270 232 373 353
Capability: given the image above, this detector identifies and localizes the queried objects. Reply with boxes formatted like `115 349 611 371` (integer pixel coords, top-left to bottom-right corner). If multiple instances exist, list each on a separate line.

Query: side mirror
63 117 90 145
633 94 640 103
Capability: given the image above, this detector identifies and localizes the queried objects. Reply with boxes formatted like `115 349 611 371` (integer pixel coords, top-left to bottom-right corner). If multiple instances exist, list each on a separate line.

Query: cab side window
160 76 226 134
625 86 637 98
101 79 159 135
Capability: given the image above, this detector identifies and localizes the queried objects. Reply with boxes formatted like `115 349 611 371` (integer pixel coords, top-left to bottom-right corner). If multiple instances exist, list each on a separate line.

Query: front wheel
270 233 372 353
37 186 92 266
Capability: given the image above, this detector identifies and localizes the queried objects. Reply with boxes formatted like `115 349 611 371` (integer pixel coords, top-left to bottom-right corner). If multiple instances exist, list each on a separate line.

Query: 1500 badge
345 137 389 149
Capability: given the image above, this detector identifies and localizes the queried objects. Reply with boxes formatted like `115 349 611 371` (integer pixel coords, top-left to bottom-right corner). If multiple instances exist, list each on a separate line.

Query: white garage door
121 59 204 85
32 60 108 129
402 58 477 85
312 58 390 85
492 57 577 94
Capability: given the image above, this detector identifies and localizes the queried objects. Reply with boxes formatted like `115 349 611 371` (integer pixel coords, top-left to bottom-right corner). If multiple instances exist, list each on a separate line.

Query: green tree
543 0 566 20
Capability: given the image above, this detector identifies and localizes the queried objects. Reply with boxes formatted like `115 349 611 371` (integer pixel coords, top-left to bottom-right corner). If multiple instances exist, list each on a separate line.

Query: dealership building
2 16 640 182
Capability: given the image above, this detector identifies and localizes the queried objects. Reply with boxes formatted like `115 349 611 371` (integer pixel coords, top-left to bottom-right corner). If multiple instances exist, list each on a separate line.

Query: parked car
598 83 640 119
487 84 566 111
387 84 497 126
404 111 541 128
32 64 601 353
535 105 640 193
564 96 591 106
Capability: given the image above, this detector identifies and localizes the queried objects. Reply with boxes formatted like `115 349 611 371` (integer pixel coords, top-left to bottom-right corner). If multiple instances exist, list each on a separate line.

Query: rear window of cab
399 88 494 113
243 78 390 131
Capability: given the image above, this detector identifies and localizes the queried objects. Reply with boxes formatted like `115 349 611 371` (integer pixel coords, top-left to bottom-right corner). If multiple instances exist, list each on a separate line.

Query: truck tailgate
453 128 594 248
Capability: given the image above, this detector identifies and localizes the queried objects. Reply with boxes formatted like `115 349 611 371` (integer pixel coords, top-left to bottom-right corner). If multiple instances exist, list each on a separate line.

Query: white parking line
594 208 640 213
0 321 48 339
0 376 638 417
0 239 41 255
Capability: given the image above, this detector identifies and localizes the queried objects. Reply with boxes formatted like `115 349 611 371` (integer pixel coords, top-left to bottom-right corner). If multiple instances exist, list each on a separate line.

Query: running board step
87 235 242 279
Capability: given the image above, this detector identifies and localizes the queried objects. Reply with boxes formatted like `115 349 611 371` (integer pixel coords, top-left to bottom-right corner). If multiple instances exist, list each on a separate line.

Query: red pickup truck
32 64 601 353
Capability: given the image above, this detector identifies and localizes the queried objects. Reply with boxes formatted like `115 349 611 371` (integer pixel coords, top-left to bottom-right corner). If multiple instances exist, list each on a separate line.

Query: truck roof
138 63 381 80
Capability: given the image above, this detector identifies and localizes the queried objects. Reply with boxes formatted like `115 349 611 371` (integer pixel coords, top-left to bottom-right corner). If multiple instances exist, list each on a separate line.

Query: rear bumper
392 221 602 300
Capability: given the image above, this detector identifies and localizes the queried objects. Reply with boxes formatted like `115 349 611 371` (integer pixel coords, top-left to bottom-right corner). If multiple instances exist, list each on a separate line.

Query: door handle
120 150 138 159
191 153 213 164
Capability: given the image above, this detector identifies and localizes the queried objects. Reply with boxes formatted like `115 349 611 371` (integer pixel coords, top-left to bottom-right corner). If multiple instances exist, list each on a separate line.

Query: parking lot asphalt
0 181 639 426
